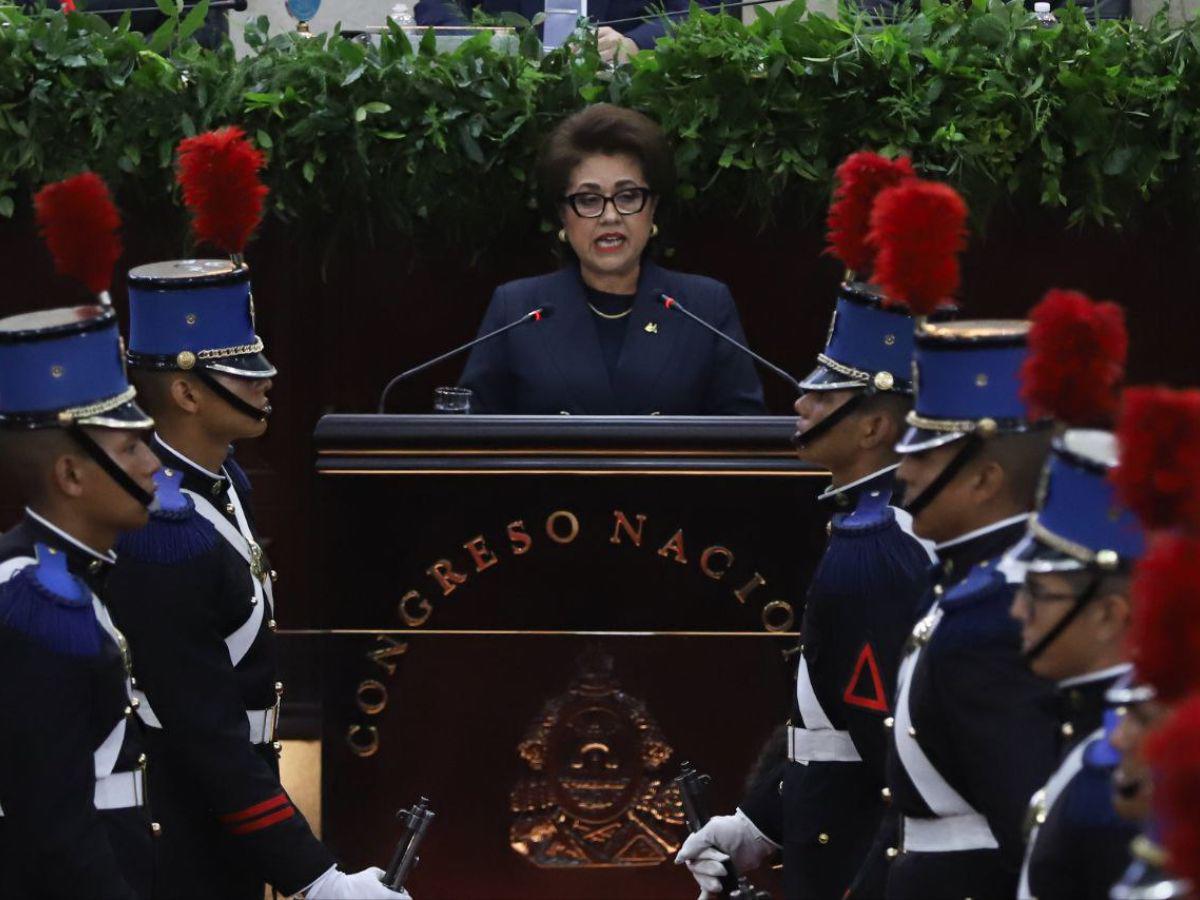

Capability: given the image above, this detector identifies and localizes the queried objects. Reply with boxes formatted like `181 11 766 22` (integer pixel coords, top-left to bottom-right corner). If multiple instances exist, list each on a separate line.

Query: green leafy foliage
1 0 1198 249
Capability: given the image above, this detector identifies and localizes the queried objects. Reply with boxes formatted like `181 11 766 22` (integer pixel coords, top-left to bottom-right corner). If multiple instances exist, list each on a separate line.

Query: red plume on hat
866 179 968 316
825 152 915 277
1145 695 1200 884
33 171 122 305
1111 387 1200 532
1019 289 1128 427
1129 533 1200 702
176 126 268 260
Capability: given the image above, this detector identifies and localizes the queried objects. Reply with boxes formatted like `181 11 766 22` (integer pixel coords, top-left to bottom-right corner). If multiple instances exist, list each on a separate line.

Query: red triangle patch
842 643 889 712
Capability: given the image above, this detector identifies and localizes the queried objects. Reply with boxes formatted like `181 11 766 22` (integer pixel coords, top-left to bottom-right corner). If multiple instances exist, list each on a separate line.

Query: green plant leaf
178 0 211 44
147 16 176 53
0 0 1193 248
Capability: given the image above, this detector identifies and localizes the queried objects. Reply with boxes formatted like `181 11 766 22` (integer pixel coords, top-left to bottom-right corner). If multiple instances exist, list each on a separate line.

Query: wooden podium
307 415 829 899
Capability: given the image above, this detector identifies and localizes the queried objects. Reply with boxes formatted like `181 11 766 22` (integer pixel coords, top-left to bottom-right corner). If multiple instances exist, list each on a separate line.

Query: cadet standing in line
103 128 411 900
676 152 937 900
1105 386 1200 899
854 178 1059 899
0 173 160 899
1007 289 1142 900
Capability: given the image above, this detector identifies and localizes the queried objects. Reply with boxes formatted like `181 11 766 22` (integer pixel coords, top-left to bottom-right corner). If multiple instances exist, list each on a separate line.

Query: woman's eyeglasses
562 187 653 218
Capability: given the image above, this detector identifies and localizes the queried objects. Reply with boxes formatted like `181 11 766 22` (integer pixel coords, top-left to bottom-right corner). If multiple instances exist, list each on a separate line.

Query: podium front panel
310 416 829 899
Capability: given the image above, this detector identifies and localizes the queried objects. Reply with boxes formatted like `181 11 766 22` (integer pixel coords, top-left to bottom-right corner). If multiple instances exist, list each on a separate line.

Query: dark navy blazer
458 262 766 415
413 0 691 48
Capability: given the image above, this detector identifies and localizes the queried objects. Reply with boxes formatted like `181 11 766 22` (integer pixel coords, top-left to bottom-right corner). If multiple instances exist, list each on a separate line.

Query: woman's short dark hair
538 104 676 212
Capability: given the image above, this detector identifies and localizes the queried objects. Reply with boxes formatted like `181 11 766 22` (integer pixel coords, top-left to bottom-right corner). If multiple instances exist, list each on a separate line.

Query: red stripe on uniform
228 804 295 835
218 792 289 824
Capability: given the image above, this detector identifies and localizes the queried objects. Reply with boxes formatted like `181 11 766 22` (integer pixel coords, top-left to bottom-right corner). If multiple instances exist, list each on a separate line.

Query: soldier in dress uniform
1105 651 1196 900
1104 387 1200 900
104 257 412 900
677 153 938 900
1103 674 1185 900
677 286 939 900
0 301 161 899
860 310 1059 898
1009 429 1143 899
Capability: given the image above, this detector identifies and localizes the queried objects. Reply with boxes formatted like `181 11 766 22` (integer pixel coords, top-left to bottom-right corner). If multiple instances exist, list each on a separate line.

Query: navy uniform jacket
740 468 936 900
458 262 766 415
414 0 689 48
1019 666 1138 900
105 437 334 899
871 516 1058 900
854 518 1060 900
0 514 154 900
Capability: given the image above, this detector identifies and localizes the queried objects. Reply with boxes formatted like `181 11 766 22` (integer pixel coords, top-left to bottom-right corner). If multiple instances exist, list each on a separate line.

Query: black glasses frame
561 187 654 218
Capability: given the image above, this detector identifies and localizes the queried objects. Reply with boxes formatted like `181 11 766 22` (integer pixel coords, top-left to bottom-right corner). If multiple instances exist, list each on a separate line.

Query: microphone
376 305 555 413
660 294 800 391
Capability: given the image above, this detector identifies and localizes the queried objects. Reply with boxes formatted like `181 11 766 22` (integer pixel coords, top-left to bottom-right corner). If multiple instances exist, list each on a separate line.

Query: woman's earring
650 224 659 238
557 229 567 243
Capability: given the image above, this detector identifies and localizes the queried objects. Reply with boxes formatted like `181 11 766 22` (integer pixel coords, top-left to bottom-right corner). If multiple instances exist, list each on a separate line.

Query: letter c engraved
700 546 734 580
346 724 380 758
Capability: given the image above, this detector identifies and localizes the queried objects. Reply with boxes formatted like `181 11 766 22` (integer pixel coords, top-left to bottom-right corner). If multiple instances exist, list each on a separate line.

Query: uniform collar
22 507 116 588
151 432 231 500
816 463 899 511
933 513 1030 587
1056 663 1131 749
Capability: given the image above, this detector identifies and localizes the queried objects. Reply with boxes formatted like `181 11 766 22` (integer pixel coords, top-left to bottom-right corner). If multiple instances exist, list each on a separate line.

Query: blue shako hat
1018 429 1145 574
126 259 275 379
799 283 920 395
0 305 152 431
897 319 1041 454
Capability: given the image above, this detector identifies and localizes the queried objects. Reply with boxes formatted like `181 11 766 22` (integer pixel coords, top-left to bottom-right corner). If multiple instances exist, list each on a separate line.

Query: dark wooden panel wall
3 211 1196 620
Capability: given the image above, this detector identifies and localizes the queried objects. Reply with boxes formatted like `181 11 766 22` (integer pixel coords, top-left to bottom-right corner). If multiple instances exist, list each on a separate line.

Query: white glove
302 865 413 899
674 809 778 896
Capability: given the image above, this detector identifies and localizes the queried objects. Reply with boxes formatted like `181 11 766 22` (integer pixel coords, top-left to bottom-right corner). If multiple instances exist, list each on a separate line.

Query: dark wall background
2 211 1197 621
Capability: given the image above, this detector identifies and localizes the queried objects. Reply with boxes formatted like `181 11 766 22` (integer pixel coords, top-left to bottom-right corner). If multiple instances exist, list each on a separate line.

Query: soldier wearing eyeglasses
458 104 765 416
1007 430 1142 900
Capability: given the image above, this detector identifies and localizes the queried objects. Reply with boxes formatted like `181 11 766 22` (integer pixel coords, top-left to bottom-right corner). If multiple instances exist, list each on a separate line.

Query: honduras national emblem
509 647 686 867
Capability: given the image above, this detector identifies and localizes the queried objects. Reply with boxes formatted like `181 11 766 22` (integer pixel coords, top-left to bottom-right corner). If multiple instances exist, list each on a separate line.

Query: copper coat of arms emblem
509 648 686 867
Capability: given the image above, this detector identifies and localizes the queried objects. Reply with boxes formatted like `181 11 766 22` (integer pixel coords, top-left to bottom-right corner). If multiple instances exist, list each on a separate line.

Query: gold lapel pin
645 322 659 334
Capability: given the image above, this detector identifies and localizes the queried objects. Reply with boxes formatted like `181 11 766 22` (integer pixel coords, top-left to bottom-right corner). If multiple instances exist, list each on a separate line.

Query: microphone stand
376 306 552 413
661 294 801 392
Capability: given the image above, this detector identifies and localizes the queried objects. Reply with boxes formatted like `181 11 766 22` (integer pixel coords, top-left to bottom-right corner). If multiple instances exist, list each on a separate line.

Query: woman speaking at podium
458 105 765 415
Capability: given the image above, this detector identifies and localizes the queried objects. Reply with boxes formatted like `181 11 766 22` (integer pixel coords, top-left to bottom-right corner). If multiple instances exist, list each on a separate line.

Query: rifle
675 763 772 900
381 797 436 892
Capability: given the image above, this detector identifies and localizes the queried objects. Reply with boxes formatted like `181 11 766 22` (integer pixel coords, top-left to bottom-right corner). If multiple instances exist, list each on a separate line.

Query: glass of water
433 386 473 414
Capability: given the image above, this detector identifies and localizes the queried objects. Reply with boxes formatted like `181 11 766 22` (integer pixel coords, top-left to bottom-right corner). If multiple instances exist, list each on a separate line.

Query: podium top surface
313 414 823 476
